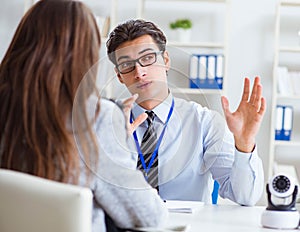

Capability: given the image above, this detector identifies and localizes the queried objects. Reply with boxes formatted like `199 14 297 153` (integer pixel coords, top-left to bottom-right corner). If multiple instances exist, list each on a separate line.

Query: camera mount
261 174 300 229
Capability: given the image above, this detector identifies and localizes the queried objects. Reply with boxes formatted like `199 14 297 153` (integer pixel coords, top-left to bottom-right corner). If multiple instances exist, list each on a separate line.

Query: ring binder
275 105 293 141
189 54 224 89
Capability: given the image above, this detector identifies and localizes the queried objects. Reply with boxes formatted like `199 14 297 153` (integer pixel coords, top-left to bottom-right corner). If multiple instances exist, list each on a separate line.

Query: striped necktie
137 111 158 189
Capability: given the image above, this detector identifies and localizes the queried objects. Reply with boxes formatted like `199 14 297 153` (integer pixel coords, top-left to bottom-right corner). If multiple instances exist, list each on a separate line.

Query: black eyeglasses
116 51 163 74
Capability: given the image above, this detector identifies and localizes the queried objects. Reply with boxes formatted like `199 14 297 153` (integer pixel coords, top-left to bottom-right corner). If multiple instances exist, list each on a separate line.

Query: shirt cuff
234 145 258 166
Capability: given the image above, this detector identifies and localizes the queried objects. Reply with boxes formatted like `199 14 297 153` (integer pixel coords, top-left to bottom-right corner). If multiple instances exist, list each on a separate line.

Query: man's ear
163 51 171 71
114 67 124 83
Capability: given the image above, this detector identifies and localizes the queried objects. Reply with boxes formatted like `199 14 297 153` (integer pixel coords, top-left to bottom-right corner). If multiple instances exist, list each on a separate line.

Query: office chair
212 180 219 204
0 169 93 232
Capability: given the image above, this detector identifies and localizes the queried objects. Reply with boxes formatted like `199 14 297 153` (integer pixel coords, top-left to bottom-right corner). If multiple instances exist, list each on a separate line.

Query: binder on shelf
276 66 293 96
189 55 199 88
189 54 224 89
215 55 224 89
277 67 300 96
289 71 300 95
207 55 215 84
198 55 207 88
275 105 293 141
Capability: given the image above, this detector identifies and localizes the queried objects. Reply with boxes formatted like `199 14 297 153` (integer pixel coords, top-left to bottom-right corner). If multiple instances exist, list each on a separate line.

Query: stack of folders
275 105 293 141
189 54 224 89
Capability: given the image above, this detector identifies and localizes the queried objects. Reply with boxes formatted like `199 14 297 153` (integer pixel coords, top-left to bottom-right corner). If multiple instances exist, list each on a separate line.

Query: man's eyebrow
138 48 154 55
117 48 155 62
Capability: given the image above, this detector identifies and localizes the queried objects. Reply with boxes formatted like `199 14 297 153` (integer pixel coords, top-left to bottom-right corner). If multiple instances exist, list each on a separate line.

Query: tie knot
146 111 155 123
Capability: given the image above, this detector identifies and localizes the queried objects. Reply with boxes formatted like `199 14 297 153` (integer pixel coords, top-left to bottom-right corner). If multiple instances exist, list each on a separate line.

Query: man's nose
134 62 146 79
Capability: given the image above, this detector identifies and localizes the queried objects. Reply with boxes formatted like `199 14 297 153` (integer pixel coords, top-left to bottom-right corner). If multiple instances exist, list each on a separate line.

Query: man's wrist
234 139 256 153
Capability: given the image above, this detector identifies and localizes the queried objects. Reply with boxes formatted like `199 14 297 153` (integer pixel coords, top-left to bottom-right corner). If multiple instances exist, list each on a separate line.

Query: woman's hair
106 19 167 65
0 0 101 184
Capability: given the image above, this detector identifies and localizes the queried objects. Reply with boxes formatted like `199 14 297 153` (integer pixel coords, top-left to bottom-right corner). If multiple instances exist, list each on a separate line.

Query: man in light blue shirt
106 19 266 206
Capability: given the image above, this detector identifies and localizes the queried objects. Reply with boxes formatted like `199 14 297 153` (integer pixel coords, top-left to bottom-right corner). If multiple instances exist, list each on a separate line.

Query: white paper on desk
129 225 190 232
165 200 204 213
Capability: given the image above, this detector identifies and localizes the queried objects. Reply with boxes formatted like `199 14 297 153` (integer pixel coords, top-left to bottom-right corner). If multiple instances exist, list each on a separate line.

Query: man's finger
123 93 138 107
241 77 250 102
131 113 148 132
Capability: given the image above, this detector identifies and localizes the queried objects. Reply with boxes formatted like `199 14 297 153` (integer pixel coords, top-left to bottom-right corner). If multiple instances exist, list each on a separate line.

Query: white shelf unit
268 0 300 178
134 0 230 112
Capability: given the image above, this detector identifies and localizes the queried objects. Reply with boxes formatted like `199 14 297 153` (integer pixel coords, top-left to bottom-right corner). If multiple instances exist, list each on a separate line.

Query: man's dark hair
106 19 167 65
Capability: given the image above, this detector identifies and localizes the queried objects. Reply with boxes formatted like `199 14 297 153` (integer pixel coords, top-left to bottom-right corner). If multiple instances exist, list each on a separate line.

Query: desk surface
167 204 298 232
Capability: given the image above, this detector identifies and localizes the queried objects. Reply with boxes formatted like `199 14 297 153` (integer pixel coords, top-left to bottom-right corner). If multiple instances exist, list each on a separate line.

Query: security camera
261 173 299 229
269 174 295 198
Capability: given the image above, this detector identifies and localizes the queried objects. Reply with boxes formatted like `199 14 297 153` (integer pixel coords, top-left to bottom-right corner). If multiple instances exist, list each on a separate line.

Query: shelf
167 41 225 49
276 94 300 100
275 152 300 163
280 1 300 7
274 140 300 147
137 0 229 101
279 46 300 53
268 0 300 178
171 87 224 95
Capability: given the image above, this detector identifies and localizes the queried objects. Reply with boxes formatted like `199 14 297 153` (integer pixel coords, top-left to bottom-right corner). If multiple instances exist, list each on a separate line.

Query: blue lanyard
131 98 174 174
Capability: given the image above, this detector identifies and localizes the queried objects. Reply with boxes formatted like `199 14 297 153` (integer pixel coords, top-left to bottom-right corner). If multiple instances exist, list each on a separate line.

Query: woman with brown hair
0 0 168 231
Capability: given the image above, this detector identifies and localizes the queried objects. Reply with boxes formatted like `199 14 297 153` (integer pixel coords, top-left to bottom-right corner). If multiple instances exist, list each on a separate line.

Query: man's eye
120 62 133 69
141 54 155 62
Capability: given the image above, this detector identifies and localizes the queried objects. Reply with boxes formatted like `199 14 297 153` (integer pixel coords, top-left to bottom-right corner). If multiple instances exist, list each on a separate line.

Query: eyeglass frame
115 50 164 74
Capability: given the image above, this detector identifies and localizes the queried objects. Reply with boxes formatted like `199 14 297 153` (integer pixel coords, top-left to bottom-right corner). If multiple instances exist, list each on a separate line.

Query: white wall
0 0 24 61
227 0 277 205
0 0 281 205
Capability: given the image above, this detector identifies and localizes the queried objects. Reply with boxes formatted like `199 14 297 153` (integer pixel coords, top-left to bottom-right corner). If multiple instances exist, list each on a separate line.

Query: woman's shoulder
93 98 125 125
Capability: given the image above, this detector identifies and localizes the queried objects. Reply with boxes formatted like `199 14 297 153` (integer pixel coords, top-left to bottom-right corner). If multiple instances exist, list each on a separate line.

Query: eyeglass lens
117 52 160 74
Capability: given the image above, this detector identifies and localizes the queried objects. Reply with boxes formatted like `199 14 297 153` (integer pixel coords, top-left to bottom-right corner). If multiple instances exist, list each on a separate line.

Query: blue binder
275 105 293 141
189 54 224 89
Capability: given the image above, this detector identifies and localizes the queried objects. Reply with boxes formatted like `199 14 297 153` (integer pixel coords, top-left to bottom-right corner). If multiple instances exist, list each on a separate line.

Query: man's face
114 35 170 104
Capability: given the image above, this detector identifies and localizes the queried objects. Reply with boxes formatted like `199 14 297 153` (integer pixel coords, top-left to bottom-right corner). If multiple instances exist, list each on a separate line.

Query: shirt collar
132 92 173 124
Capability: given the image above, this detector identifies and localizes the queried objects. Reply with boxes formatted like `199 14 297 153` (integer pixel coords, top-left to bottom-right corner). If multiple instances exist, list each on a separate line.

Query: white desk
167 204 298 232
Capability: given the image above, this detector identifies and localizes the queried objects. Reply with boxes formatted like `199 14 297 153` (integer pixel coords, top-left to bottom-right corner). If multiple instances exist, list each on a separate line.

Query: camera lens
272 175 290 193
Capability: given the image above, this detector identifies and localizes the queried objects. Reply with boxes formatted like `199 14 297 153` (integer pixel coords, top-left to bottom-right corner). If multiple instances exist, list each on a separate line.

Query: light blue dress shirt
131 93 264 206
